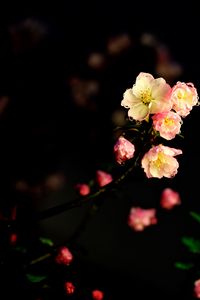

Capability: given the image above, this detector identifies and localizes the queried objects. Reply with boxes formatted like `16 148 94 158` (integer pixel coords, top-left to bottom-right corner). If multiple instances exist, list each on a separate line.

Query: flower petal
128 103 149 121
121 89 140 108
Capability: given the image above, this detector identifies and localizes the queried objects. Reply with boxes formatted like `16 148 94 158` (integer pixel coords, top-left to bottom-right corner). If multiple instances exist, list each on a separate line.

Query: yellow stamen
140 89 152 104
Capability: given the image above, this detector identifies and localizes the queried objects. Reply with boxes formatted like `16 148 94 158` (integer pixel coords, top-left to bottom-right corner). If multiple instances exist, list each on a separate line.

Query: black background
0 1 200 299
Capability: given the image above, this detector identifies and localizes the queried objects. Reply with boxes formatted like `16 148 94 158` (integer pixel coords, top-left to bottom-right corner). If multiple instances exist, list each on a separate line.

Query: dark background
0 1 200 299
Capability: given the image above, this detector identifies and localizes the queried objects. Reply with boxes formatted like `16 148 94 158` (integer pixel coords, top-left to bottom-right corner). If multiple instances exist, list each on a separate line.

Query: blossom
92 290 104 300
141 144 182 178
96 170 113 187
128 207 157 231
75 183 90 196
114 136 135 164
160 188 181 209
64 282 75 295
121 72 172 121
170 81 199 117
55 246 73 265
152 111 182 140
194 279 200 298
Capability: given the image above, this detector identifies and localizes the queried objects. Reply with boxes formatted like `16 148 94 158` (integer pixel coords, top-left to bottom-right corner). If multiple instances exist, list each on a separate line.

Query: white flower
121 72 172 121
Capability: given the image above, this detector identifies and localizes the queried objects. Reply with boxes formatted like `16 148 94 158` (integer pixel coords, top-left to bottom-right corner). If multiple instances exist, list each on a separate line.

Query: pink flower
75 183 90 196
55 246 73 265
121 72 172 121
160 188 181 209
96 170 113 187
194 279 200 298
64 282 75 294
152 111 182 140
92 290 104 300
114 136 135 164
141 144 182 178
128 207 157 231
170 81 199 117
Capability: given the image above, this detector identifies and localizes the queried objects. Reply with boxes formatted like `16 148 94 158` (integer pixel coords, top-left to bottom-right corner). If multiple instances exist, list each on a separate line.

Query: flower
128 207 157 231
92 290 104 300
194 279 200 298
55 246 73 265
152 111 182 140
160 188 181 209
141 144 182 178
75 183 90 196
64 282 75 294
170 82 199 117
114 136 135 164
96 170 113 187
121 72 172 121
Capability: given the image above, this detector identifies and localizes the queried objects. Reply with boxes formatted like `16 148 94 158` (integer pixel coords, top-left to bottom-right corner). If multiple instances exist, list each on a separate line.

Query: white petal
151 78 171 99
150 98 172 114
121 89 140 108
128 103 149 121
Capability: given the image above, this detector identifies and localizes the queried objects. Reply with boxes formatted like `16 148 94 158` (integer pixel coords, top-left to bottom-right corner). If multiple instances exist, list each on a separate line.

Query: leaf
14 246 27 253
26 273 47 283
182 237 200 253
175 262 194 270
190 211 200 224
39 237 54 247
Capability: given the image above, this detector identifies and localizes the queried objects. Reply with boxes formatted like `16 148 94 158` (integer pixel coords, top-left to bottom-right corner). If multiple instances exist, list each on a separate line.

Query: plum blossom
96 170 113 187
194 279 200 298
55 246 73 265
141 144 182 179
92 290 104 300
121 72 172 121
160 188 181 209
170 82 199 117
114 136 135 164
75 183 90 196
152 111 182 140
128 207 157 231
64 282 75 295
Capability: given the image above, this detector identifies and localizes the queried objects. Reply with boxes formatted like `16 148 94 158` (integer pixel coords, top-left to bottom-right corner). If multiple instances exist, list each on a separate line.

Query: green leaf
182 237 200 253
26 273 47 283
190 211 200 224
175 262 194 270
14 246 27 253
39 237 54 247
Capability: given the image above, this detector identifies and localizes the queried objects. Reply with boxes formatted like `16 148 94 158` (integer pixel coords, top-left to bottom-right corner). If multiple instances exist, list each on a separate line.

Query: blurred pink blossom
96 170 113 187
128 207 157 231
194 279 200 298
64 282 75 294
55 246 73 266
75 183 90 196
92 290 104 300
160 188 181 210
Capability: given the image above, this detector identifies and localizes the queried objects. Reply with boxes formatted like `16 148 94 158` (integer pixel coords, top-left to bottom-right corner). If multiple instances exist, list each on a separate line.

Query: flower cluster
113 72 199 179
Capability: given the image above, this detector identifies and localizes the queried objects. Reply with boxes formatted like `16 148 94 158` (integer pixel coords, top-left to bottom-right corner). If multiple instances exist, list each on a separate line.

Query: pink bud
114 136 135 164
75 183 90 196
64 282 75 294
55 246 73 265
96 170 113 187
194 279 200 298
92 290 104 300
160 188 181 210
